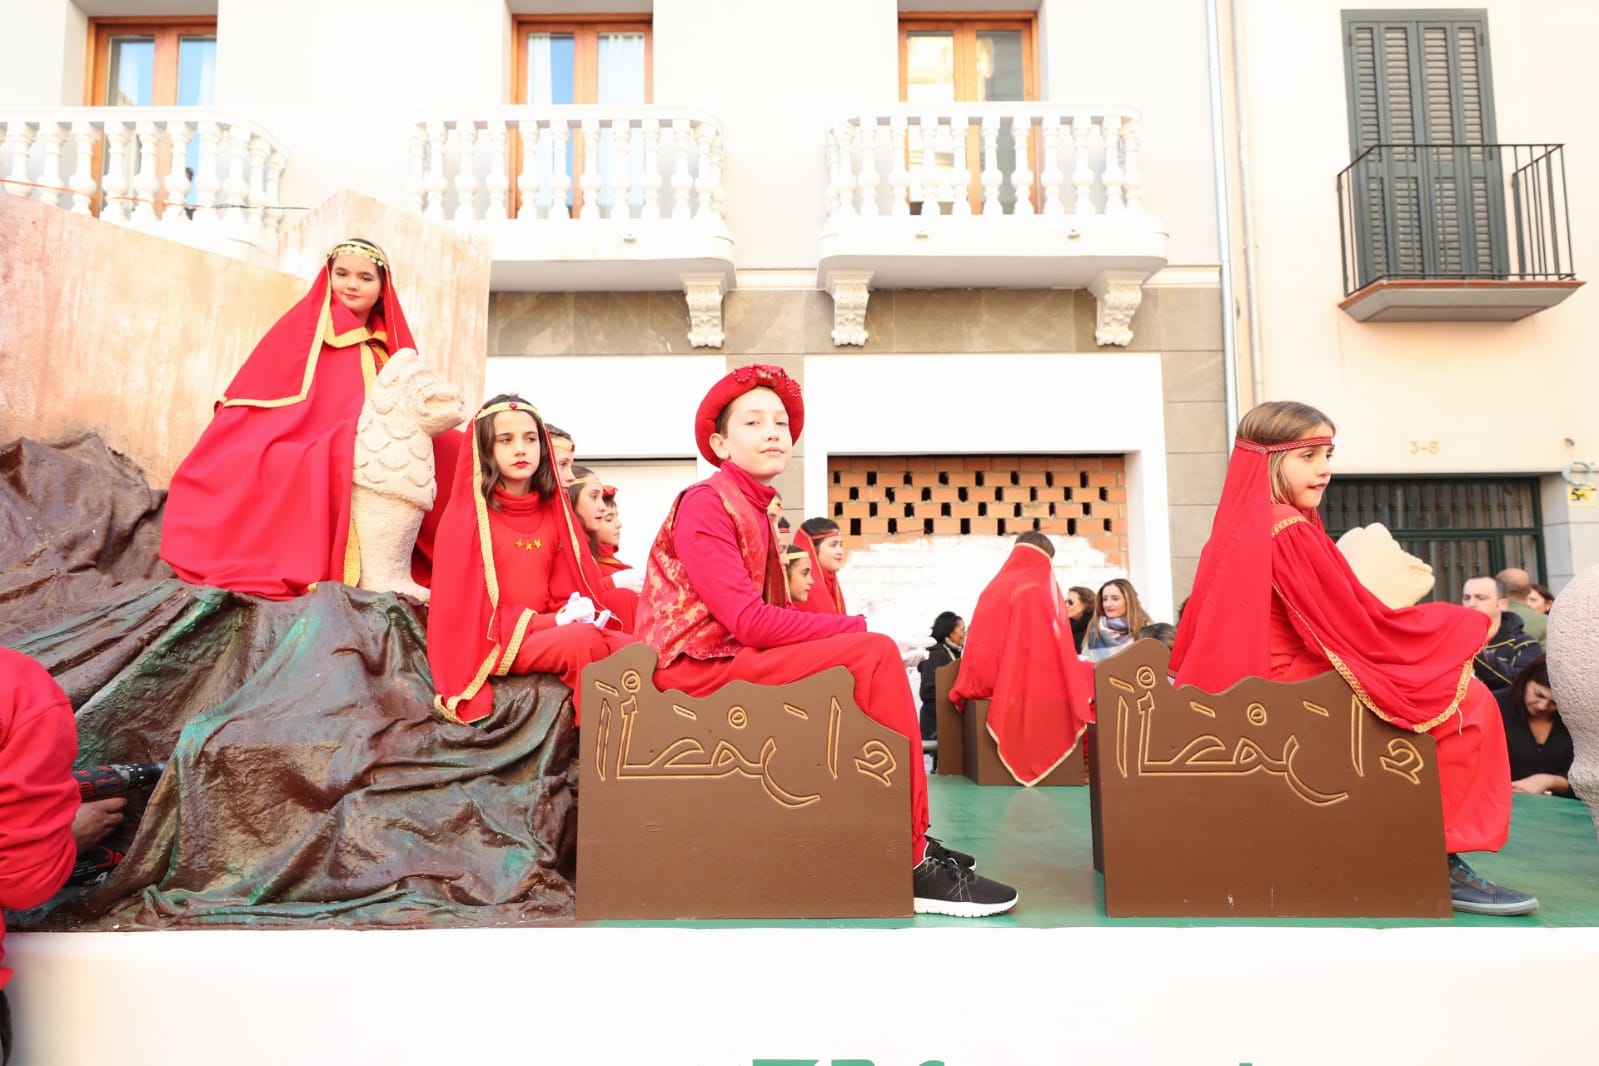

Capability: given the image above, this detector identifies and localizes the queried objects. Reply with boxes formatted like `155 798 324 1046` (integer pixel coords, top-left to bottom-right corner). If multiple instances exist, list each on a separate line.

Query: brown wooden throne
576 643 913 919
1089 639 1451 917
934 660 1086 786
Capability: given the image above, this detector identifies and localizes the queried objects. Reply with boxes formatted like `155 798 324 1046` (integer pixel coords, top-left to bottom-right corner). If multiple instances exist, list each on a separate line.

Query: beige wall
0 0 87 107
487 281 1227 605
0 191 489 487
1230 0 1598 478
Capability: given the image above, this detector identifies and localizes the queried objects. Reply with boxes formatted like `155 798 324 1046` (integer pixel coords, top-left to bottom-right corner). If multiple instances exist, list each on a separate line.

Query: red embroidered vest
639 469 788 666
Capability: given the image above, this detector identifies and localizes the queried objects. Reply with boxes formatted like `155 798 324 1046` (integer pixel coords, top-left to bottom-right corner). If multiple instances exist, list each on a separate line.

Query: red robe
790 529 846 614
637 463 931 861
161 262 450 600
1172 436 1511 854
0 650 79 989
427 417 628 726
949 543 1095 785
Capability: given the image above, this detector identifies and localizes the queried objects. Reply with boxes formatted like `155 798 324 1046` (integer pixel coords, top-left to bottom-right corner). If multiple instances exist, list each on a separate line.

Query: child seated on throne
636 365 1017 916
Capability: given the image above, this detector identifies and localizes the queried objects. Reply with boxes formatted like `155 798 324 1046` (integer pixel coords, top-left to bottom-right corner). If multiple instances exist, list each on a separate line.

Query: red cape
160 260 418 600
1171 437 1507 853
426 407 624 725
949 543 1095 785
1171 439 1488 732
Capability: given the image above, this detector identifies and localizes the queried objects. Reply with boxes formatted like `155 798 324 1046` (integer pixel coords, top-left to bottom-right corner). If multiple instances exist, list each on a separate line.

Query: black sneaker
924 836 976 870
1448 854 1539 916
913 852 1018 917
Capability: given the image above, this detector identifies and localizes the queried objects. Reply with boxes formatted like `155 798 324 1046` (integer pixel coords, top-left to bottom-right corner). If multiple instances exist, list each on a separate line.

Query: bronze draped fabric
2 435 578 930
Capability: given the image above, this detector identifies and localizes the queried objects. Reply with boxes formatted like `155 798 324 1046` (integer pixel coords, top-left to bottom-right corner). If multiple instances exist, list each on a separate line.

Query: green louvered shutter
1342 11 1506 287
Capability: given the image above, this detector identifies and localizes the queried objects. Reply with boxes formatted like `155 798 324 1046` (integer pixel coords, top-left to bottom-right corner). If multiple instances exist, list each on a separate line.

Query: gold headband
475 400 541 422
549 438 575 452
569 475 601 487
784 546 808 561
327 241 387 270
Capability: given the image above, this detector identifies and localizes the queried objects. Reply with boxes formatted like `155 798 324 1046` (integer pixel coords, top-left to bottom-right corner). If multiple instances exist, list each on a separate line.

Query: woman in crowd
1081 578 1151 661
917 611 965 743
1497 655 1576 797
1527 583 1556 614
1067 586 1096 652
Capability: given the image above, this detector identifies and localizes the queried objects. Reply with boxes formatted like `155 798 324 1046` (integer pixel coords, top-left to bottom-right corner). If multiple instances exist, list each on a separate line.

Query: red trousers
510 622 631 724
1427 679 1512 853
655 632 929 863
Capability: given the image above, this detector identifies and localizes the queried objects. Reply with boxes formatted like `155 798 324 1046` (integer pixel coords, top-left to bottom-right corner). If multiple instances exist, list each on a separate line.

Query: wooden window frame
897 14 1039 104
511 15 653 218
898 13 1039 213
86 17 218 107
512 15 654 107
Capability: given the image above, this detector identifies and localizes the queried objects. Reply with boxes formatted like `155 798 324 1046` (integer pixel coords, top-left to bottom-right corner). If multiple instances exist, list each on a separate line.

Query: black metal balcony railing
1336 143 1575 297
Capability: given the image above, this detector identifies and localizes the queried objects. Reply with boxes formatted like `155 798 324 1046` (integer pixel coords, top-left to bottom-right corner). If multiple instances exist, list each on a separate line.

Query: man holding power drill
0 649 131 1064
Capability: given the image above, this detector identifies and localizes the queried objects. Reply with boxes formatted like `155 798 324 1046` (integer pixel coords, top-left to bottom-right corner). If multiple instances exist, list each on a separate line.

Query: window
513 16 652 216
89 19 217 108
87 18 217 217
1322 477 1543 603
1342 11 1506 286
899 14 1036 213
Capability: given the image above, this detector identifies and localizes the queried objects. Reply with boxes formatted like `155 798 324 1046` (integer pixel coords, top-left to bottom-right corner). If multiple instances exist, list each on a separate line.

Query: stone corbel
827 270 873 346
1088 270 1147 347
682 273 727 348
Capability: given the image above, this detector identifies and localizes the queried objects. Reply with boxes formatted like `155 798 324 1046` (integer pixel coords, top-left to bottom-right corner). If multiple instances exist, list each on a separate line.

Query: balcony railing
825 104 1148 223
818 104 1167 345
1336 143 1576 297
409 108 734 341
0 109 289 256
409 107 726 226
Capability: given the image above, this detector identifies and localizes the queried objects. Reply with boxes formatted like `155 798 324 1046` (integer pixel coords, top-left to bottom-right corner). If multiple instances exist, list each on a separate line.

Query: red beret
694 364 805 465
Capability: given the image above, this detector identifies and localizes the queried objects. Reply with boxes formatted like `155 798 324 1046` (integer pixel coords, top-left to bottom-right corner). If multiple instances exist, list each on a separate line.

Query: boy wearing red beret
637 365 1018 916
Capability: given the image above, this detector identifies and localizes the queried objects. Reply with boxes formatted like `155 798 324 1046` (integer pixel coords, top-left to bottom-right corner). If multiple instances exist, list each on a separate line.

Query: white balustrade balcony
818 104 1169 346
1 109 288 260
411 108 734 346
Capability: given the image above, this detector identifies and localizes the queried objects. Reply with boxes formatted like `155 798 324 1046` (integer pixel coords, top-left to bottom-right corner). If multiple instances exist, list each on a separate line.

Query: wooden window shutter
1342 12 1504 284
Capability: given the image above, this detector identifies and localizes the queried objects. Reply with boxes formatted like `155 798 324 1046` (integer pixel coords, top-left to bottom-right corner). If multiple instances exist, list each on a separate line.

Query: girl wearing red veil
790 518 847 614
1171 400 1536 915
427 395 629 727
161 238 446 600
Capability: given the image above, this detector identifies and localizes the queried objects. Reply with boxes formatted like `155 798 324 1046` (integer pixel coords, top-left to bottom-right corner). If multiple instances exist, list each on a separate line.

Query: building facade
14 1 1586 625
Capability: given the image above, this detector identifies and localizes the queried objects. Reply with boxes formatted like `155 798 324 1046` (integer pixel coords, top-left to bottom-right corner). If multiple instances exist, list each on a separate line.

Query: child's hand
555 592 597 626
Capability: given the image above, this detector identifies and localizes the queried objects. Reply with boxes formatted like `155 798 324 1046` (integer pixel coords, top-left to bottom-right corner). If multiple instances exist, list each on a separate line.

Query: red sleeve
675 485 865 649
0 653 80 913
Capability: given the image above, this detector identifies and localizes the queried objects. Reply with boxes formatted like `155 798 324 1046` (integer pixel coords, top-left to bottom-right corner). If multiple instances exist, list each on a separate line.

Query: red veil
427 400 620 725
1171 438 1488 732
160 243 417 599
790 529 846 614
950 543 1094 785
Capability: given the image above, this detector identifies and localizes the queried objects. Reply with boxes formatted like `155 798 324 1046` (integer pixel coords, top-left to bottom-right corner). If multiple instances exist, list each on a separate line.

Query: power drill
67 762 166 887
74 761 165 802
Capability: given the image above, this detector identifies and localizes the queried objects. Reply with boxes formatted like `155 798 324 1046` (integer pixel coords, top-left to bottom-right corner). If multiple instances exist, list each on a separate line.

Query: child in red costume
636 365 1017 916
950 531 1095 786
427 395 631 726
791 518 848 614
0 650 81 1061
163 238 456 599
1171 400 1536 915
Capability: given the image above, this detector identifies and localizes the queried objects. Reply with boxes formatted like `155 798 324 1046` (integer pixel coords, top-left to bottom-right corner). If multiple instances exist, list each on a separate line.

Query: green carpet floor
589 776 1599 929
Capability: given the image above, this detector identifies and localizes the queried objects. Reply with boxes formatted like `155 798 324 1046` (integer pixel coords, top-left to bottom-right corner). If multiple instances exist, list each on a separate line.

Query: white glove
610 567 646 594
555 592 597 627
